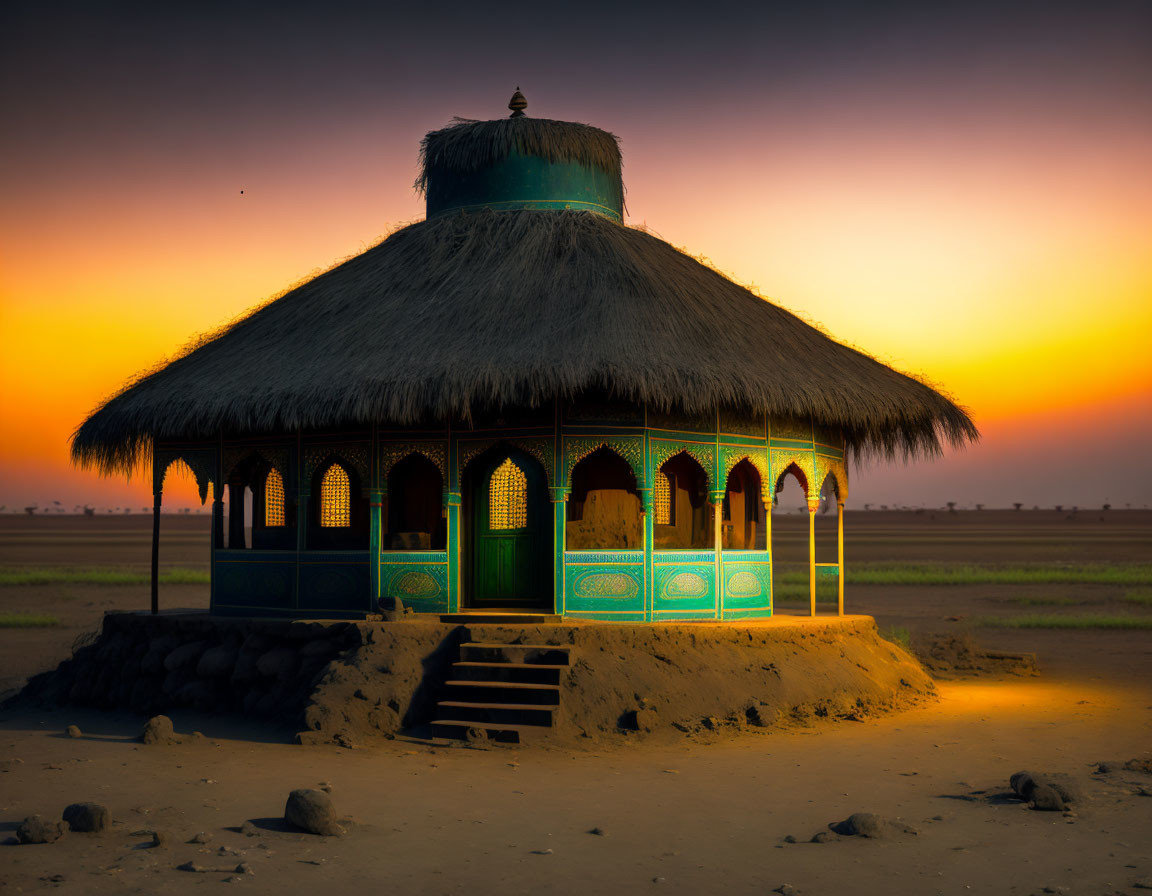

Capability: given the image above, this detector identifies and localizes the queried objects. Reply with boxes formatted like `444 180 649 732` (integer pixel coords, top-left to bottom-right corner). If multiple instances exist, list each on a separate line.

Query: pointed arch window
654 470 673 526
264 468 285 527
489 458 527 530
320 463 351 528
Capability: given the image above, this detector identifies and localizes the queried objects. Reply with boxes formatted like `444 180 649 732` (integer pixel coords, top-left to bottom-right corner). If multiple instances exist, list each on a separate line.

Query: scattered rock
1010 771 1080 811
235 862 253 875
176 861 206 872
239 821 261 837
587 827 606 836
773 886 800 896
465 727 489 745
530 848 554 855
65 725 82 738
0 758 24 772
284 789 343 836
809 831 838 843
1131 878 1152 890
829 813 918 839
1123 758 1152 775
782 835 798 843
62 802 110 833
149 830 169 848
190 831 213 844
17 815 67 844
141 715 184 745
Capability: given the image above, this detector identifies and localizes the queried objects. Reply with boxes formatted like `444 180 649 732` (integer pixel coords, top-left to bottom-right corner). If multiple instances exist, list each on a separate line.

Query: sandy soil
1 511 1150 894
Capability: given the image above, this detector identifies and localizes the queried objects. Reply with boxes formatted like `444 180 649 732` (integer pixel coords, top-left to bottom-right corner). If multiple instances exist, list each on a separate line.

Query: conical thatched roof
73 206 976 475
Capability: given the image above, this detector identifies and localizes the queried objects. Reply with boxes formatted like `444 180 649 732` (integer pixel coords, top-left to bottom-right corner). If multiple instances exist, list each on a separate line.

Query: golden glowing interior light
654 470 672 525
320 463 350 528
265 467 285 527
489 458 527 530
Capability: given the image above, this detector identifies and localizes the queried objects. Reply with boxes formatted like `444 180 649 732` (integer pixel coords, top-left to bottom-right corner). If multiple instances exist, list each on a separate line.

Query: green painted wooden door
472 454 546 607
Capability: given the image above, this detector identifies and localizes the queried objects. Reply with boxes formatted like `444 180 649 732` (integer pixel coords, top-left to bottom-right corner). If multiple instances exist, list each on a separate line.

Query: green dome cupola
418 90 624 221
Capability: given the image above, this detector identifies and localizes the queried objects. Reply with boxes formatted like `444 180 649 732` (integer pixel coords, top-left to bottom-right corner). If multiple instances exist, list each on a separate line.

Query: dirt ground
1 510 1150 895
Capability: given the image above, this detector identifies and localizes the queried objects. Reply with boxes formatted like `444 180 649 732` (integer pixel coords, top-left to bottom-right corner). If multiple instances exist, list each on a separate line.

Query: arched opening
462 444 550 609
386 453 446 550
653 451 711 550
308 459 368 550
723 459 765 550
156 458 210 612
815 472 844 614
771 464 810 613
566 447 642 550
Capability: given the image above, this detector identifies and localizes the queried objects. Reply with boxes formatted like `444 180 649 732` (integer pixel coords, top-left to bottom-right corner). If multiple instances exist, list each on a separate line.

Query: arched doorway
463 445 551 609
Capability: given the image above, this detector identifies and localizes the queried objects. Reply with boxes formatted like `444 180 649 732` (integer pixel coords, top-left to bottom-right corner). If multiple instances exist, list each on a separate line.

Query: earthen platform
14 612 935 746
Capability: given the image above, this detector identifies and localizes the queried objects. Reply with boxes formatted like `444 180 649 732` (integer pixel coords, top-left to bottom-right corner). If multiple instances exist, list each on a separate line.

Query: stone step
459 643 572 666
440 613 561 624
435 700 556 726
442 680 561 705
429 719 550 744
450 661 563 684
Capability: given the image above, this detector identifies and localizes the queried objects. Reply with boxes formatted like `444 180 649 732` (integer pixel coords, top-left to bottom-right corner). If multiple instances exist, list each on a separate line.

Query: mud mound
13 614 934 747
912 632 1037 679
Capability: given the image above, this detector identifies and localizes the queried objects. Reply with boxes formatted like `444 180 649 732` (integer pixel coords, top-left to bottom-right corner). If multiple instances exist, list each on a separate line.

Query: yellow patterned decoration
320 463 351 528
814 454 849 501
489 458 527 529
654 470 672 525
770 449 816 501
265 468 285 527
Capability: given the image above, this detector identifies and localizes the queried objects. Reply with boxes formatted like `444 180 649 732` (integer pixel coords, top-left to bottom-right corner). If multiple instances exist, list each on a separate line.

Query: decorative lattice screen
654 470 672 525
265 468 285 527
489 458 527 529
320 464 350 528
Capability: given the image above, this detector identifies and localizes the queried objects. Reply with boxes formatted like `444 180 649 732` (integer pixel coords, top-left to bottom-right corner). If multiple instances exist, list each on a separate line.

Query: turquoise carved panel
380 552 449 614
564 551 645 619
721 551 772 617
652 552 716 618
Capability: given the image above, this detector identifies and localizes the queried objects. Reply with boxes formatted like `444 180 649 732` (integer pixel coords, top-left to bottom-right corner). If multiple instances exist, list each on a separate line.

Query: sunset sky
1 1 1149 511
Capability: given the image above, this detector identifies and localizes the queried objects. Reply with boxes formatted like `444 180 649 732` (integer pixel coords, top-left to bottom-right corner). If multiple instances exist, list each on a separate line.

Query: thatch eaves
72 209 977 476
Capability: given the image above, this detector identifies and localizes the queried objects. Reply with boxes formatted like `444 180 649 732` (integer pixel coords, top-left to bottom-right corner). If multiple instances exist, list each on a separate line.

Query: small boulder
196 645 238 679
141 714 183 745
65 725 82 738
17 815 67 844
163 640 209 672
189 831 213 844
62 802 110 833
829 813 918 839
235 862 253 875
1010 771 1080 811
284 789 343 836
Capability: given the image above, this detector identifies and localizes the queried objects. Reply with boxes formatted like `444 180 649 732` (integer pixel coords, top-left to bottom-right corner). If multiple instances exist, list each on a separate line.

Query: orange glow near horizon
2 6 1150 511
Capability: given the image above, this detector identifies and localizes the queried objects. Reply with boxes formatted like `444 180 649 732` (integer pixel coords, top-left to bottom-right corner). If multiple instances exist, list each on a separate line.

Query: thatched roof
73 208 977 475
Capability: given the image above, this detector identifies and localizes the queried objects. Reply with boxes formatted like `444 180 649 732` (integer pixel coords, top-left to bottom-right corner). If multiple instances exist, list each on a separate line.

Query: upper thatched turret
418 91 624 221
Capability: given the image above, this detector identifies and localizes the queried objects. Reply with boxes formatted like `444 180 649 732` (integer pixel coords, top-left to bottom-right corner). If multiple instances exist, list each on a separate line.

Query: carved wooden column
837 499 845 616
807 496 820 616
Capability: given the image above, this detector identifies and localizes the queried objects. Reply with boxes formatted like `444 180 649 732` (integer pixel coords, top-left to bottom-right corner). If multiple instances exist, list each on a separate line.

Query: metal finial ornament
508 87 527 117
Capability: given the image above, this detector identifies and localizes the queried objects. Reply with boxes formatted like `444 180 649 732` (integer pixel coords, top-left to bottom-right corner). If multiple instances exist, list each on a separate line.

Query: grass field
0 566 210 586
977 614 1152 630
0 612 61 627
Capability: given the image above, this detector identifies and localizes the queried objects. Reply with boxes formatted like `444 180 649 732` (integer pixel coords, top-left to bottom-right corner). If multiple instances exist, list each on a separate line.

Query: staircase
431 639 572 744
